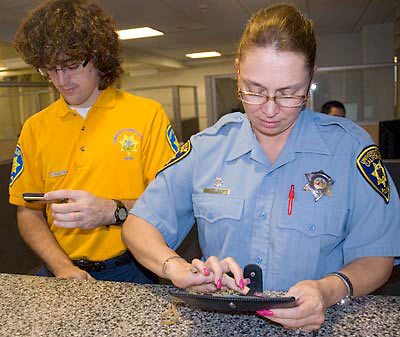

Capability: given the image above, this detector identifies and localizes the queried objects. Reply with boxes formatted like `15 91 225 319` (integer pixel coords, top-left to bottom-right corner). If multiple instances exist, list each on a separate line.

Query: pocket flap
192 194 244 223
276 206 346 238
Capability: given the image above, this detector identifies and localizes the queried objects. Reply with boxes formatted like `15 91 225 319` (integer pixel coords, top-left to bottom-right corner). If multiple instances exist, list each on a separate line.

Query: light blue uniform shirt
132 108 400 291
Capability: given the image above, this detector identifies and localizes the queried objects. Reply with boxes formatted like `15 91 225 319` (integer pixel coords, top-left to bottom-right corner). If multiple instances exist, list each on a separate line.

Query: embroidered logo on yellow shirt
356 145 390 204
114 128 142 160
157 140 191 176
166 125 179 153
119 134 138 156
9 144 24 186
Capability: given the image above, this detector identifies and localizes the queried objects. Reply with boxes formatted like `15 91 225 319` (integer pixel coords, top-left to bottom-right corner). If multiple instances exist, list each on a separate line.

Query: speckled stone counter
1 273 399 336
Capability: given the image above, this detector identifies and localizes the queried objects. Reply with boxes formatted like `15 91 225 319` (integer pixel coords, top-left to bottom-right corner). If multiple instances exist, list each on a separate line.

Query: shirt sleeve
343 143 400 264
131 140 196 250
141 104 177 187
9 119 45 210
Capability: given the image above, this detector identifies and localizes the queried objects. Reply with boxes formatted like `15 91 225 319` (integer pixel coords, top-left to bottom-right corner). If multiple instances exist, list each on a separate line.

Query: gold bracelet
162 255 185 276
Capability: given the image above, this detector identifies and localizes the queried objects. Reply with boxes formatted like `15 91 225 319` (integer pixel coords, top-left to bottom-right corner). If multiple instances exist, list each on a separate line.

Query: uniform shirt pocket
274 206 347 284
192 193 245 258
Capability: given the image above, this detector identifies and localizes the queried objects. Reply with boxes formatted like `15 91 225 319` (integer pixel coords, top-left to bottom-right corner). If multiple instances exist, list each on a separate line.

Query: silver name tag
50 170 68 177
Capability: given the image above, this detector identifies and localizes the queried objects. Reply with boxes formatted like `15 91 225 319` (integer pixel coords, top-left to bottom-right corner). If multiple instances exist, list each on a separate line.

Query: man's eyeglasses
38 60 89 78
238 90 309 108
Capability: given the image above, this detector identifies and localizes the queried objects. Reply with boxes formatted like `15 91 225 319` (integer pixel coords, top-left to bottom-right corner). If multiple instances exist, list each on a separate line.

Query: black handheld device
23 193 67 203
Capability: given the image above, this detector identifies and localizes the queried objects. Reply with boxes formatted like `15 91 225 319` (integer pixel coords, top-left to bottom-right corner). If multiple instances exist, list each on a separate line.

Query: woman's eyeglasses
238 90 309 108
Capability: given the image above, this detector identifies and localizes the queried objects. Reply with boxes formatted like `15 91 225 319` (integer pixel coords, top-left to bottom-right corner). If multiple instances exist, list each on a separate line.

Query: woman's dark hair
15 0 123 90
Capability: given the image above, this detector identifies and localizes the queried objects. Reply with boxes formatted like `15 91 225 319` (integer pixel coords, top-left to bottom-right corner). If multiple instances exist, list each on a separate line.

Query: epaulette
196 112 245 137
313 113 371 145
314 113 389 203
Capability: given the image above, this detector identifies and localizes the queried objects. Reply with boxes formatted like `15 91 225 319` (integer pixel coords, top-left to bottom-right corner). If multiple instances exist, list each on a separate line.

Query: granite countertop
1 273 399 336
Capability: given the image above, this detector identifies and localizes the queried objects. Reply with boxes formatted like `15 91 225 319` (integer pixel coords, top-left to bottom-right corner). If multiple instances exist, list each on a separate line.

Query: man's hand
53 264 96 281
45 190 115 229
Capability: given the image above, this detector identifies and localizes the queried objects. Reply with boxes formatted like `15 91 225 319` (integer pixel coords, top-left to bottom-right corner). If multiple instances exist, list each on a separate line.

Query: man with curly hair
9 0 179 283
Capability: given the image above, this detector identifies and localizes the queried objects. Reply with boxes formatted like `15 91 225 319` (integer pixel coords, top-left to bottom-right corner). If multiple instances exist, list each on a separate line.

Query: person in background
122 3 400 333
321 100 346 117
9 0 178 283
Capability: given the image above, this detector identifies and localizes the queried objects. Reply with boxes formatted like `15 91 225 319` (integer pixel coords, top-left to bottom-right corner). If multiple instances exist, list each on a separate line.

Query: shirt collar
226 115 254 161
56 86 117 117
226 108 331 162
290 107 331 155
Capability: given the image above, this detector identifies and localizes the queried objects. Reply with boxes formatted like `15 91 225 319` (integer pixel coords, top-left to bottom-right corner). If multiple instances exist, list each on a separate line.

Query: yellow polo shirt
9 87 178 260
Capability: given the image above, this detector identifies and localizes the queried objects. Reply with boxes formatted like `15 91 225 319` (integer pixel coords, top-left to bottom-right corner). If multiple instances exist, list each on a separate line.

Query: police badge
304 170 334 202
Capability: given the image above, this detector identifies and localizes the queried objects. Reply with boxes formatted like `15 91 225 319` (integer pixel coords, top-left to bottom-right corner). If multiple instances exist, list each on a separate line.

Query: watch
113 199 128 225
325 271 353 305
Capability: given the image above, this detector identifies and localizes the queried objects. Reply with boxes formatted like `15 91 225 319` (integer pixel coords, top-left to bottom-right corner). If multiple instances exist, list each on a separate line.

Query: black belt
72 251 133 272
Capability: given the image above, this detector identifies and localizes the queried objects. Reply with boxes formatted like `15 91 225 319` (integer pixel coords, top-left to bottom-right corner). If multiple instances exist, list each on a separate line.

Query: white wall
362 23 394 64
317 32 363 67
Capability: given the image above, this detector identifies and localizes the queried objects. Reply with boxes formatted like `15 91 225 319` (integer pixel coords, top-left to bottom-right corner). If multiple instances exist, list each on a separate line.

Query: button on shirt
132 108 400 291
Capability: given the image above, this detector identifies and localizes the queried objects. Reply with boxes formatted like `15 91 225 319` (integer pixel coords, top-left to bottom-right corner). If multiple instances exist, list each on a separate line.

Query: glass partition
0 82 55 162
311 64 395 121
205 63 397 126
126 85 199 143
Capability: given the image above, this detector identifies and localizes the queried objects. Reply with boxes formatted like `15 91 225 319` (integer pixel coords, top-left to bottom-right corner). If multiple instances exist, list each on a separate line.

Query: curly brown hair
14 0 123 90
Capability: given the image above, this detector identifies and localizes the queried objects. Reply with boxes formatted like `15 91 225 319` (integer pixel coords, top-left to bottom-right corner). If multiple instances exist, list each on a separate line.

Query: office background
0 0 399 280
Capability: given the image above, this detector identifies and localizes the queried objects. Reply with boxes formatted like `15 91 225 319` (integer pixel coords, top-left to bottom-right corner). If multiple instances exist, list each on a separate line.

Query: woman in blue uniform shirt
122 3 400 332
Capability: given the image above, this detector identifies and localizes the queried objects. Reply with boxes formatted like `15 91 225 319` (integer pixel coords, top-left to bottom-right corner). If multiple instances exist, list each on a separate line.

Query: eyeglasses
238 90 309 108
38 60 89 78
236 68 312 108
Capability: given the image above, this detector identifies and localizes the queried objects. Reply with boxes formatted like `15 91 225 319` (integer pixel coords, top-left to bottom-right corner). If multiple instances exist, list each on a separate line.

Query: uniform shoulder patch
9 144 24 186
157 140 191 176
166 125 179 153
356 145 390 203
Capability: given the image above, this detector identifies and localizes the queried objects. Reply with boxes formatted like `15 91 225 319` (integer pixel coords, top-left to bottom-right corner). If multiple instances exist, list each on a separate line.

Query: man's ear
234 58 239 72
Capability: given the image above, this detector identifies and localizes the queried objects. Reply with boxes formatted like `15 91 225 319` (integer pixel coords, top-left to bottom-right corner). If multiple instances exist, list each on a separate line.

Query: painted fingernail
239 278 244 289
216 279 222 289
256 310 274 317
203 268 210 276
245 278 251 285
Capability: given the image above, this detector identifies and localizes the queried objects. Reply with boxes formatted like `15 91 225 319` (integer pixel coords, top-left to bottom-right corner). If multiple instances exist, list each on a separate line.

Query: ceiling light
185 51 221 59
117 27 164 40
0 67 7 71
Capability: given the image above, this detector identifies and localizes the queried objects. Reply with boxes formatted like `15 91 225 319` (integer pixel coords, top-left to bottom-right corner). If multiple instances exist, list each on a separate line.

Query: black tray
170 291 296 312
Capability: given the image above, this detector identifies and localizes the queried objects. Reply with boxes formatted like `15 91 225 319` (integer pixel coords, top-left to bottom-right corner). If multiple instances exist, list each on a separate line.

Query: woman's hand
168 256 249 294
257 280 327 333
